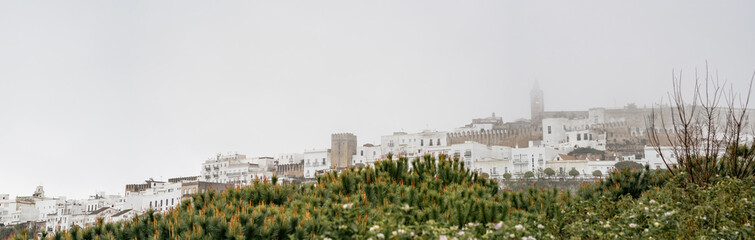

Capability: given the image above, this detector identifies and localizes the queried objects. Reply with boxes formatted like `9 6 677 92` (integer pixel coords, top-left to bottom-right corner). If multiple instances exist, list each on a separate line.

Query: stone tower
331 133 357 170
530 81 544 122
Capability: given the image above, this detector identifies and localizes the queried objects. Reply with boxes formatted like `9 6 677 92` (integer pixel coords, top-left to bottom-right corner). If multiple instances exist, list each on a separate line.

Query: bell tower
530 81 544 122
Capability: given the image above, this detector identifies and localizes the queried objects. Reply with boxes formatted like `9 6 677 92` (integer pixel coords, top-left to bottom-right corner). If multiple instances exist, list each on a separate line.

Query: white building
124 180 182 213
0 194 20 226
545 154 590 178
454 113 502 132
277 153 303 165
542 118 606 151
381 130 449 159
353 144 382 167
201 153 271 185
439 142 512 179
303 149 330 179
644 146 678 169
511 141 565 176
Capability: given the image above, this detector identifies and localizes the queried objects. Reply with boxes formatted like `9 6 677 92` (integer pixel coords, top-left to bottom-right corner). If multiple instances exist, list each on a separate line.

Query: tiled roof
112 209 133 218
89 207 110 215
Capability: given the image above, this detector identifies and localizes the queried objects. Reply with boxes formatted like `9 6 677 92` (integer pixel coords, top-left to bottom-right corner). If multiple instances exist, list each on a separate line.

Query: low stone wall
499 178 601 193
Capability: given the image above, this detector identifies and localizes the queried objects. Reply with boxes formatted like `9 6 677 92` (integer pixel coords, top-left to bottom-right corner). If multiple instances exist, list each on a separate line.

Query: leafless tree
646 63 755 186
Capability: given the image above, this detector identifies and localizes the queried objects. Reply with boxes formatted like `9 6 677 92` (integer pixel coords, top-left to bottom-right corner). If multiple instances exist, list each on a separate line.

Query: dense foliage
7 154 755 240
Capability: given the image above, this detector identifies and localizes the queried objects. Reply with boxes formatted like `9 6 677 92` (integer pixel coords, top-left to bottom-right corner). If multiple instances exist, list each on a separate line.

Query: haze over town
1 0 754 200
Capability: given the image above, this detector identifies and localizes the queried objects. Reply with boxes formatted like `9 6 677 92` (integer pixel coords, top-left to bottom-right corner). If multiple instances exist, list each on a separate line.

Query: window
583 133 588 141
437 138 441 145
429 139 433 146
420 139 424 146
577 134 581 141
360 150 363 156
547 126 551 134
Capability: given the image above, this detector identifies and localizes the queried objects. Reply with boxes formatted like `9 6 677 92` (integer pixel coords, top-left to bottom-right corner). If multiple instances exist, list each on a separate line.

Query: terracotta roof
558 154 577 160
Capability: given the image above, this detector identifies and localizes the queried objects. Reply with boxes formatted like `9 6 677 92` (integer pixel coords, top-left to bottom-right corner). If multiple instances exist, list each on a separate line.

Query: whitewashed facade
303 149 330 179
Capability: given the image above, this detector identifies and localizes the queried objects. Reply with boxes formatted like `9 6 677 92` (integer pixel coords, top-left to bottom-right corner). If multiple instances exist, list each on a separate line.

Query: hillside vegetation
7 154 755 239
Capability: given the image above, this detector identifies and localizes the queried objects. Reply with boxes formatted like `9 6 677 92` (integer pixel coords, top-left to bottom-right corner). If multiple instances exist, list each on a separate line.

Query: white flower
629 223 637 228
494 222 503 230
644 207 649 211
392 231 397 236
745 222 750 227
629 215 635 218
521 237 528 240
644 228 649 232
377 233 385 239
398 229 405 234
401 204 410 210
664 211 674 217
528 237 536 240
324 238 332 240
649 199 656 204
439 235 448 240
537 224 544 229
342 203 353 209
458 231 465 235
603 223 610 228
409 232 414 237
509 234 515 238
515 224 524 231
370 225 380 231
653 222 660 227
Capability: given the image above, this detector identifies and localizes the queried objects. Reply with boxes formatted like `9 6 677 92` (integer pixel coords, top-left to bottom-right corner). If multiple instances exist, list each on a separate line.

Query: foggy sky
1 1 754 198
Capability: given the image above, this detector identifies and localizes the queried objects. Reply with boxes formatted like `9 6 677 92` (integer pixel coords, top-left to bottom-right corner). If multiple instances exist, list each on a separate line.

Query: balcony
513 159 529 165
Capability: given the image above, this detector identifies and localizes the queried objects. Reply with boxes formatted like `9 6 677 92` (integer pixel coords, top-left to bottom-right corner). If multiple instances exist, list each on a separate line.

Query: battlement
331 133 357 140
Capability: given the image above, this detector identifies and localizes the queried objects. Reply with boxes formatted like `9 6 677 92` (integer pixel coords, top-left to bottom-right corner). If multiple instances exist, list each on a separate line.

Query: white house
542 118 606 151
511 141 565 176
303 149 330 179
644 146 678 170
201 153 271 185
380 130 449 159
0 194 20 226
124 180 182 213
545 154 589 178
353 144 382 167
588 160 618 177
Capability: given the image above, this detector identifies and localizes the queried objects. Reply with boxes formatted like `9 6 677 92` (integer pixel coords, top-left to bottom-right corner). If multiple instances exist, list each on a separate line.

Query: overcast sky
1 1 754 198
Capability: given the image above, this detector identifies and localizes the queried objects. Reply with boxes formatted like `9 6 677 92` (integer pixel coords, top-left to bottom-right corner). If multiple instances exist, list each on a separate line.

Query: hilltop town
3 83 754 233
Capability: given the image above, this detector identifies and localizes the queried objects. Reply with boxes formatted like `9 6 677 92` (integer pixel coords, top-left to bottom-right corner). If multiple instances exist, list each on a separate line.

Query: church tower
530 81 544 122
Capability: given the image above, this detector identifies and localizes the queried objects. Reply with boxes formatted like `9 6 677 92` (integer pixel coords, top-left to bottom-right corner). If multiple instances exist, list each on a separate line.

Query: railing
512 159 529 165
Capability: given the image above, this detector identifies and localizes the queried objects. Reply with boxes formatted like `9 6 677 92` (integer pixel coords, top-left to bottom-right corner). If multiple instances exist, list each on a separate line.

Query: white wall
304 149 329 179
644 146 677 169
353 145 382 166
